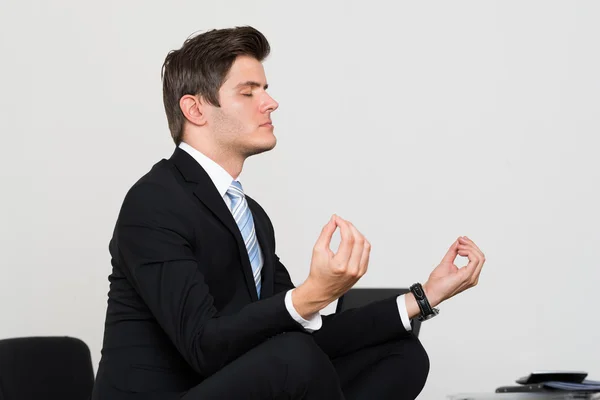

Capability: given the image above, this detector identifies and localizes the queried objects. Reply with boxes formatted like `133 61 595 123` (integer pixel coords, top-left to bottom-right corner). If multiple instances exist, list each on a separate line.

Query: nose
261 92 279 113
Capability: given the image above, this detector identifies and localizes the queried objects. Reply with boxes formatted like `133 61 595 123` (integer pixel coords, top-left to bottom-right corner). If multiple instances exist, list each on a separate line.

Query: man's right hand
292 215 371 319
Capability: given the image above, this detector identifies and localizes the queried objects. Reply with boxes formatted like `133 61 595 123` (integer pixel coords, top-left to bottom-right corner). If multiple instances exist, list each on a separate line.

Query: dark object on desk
496 380 600 395
517 371 588 385
336 288 422 337
497 383 550 393
544 380 600 392
0 336 94 400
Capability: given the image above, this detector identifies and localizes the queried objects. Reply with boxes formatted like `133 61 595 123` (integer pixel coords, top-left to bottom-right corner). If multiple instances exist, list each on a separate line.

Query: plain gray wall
1 1 599 398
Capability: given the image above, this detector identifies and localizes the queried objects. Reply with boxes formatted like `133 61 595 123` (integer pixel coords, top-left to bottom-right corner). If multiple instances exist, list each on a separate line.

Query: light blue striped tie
226 181 263 298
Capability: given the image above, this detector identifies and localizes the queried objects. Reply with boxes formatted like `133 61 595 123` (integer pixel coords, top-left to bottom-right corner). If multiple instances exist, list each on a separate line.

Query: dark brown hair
161 26 271 145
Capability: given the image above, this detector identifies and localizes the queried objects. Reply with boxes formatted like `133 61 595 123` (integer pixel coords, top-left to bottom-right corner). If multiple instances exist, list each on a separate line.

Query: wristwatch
410 283 439 321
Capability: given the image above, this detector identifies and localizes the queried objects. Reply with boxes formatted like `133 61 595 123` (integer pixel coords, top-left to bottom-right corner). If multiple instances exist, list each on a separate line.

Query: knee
272 332 341 394
406 335 430 390
274 332 336 378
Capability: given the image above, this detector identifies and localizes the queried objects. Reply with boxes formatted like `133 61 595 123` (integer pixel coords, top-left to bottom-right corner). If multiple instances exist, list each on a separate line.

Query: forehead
222 55 267 88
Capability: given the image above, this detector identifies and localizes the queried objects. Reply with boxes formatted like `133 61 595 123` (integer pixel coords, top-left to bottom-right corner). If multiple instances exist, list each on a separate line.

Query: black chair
0 336 94 400
336 288 422 337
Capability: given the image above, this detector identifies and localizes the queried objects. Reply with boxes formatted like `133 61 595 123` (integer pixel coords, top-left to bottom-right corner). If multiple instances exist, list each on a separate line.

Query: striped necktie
226 181 263 297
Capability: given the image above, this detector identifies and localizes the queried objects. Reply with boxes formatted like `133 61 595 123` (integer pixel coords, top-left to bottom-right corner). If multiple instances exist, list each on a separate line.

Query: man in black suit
92 26 486 400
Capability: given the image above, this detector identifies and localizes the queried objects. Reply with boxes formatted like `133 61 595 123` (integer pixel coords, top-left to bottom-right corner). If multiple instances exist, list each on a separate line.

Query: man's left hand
422 236 486 308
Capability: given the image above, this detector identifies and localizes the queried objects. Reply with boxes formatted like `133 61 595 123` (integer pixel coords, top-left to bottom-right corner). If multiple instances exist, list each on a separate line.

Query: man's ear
179 94 207 127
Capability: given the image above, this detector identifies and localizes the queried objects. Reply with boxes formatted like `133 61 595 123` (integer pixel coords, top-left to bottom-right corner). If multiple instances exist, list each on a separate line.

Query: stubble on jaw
211 108 276 158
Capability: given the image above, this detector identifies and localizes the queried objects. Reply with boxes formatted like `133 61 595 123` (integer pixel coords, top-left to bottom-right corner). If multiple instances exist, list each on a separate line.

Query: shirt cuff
397 294 413 331
285 289 322 332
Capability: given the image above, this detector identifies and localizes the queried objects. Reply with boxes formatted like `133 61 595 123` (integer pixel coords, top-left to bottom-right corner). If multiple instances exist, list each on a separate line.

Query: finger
314 215 337 252
460 247 484 287
358 239 371 277
458 243 484 267
456 243 477 265
462 248 481 275
458 243 478 255
459 236 478 246
471 247 486 283
471 257 485 286
459 236 485 259
441 239 460 263
346 222 365 276
457 249 476 274
333 216 355 264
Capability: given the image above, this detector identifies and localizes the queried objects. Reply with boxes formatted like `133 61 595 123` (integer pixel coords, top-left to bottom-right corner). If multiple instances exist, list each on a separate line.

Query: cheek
214 108 248 134
223 99 261 133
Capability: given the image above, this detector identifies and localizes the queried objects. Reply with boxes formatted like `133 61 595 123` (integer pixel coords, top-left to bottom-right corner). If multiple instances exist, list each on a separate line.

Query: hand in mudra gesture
424 236 486 308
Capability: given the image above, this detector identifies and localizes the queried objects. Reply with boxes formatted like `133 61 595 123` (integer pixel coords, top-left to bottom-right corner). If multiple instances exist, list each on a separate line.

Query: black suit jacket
92 148 408 399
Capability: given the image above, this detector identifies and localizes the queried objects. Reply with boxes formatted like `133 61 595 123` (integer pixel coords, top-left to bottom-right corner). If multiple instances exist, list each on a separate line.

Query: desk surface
448 393 600 400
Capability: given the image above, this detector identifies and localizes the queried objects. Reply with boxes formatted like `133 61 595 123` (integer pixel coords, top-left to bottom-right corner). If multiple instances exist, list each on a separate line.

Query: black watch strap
410 283 439 321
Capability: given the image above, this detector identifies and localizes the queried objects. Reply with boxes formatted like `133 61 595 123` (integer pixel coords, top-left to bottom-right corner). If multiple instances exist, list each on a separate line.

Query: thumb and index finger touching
441 238 460 263
315 215 337 250
315 215 354 260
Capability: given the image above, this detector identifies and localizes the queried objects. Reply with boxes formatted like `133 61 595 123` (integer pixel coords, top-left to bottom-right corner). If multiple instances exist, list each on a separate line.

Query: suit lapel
170 148 258 301
248 198 274 299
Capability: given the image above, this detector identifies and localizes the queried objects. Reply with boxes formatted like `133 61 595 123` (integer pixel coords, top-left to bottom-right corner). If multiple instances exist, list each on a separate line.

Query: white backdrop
1 1 599 398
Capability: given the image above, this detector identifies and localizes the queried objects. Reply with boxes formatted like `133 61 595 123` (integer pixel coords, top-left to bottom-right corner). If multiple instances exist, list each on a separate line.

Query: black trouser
182 331 430 400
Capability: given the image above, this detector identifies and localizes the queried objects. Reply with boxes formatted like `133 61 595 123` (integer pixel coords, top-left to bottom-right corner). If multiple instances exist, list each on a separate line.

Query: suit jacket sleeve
272 254 410 359
113 182 303 378
273 254 296 294
313 296 411 358
252 199 411 359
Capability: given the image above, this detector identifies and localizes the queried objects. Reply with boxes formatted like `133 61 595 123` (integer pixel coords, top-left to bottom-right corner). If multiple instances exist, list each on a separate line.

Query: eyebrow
234 81 269 90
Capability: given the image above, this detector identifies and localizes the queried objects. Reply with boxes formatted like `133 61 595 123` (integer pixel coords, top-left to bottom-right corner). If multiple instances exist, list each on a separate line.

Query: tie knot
227 180 245 198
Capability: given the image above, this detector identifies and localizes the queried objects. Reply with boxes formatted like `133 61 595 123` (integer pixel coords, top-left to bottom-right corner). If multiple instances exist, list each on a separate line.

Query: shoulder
118 158 190 223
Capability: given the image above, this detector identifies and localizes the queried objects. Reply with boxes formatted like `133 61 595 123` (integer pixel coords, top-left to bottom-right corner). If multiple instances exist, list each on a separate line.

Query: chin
244 137 277 157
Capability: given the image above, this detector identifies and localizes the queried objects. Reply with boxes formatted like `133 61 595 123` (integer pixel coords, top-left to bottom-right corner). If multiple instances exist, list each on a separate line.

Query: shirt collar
178 142 237 198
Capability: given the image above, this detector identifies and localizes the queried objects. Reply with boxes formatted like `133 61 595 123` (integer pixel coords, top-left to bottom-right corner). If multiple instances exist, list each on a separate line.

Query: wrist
404 292 422 320
422 281 441 308
292 280 332 319
410 282 440 321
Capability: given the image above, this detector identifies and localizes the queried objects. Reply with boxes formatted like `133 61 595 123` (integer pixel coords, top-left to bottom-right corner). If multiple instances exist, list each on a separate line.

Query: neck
183 136 245 180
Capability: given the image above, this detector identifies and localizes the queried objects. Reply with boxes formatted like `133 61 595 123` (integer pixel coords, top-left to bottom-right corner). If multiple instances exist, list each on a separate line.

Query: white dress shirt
179 142 413 332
